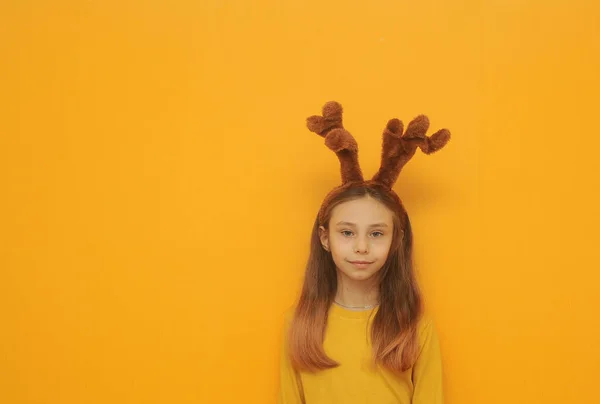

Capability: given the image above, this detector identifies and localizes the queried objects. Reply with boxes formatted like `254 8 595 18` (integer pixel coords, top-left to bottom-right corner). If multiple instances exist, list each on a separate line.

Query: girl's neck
334 271 380 309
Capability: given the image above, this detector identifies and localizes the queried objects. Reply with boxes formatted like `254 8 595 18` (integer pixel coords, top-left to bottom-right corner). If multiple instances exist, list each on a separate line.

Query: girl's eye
371 231 384 237
341 230 354 237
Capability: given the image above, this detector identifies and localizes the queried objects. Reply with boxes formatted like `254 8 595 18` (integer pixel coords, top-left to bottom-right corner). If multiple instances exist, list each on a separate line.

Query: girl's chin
337 268 379 282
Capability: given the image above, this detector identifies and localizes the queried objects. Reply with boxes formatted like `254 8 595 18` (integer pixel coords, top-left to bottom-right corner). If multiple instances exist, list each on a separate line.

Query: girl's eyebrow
335 221 389 228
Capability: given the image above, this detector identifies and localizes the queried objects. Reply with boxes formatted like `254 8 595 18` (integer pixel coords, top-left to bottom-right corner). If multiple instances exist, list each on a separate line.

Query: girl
278 101 450 404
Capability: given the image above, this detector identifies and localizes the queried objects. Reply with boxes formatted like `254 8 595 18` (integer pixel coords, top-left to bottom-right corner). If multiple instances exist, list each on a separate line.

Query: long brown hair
288 182 423 373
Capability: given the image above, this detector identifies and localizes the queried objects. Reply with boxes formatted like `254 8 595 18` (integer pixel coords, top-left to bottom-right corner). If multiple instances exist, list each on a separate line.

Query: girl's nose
354 238 369 254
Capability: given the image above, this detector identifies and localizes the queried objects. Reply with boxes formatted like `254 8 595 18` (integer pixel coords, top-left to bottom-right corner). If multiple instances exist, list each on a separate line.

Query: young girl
278 101 450 403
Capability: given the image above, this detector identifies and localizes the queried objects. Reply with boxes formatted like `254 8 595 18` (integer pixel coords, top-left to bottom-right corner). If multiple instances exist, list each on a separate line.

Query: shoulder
416 312 437 344
282 304 297 328
278 306 297 349
417 312 435 328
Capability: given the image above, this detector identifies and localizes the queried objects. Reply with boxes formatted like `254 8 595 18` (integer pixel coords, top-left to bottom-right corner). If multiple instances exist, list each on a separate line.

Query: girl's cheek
374 239 393 251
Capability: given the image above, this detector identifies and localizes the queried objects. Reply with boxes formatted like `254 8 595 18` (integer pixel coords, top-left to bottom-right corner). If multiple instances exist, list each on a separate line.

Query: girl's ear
318 225 329 251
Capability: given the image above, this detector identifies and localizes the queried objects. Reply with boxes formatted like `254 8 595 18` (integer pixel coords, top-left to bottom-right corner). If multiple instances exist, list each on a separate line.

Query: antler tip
410 114 430 127
430 129 451 150
322 101 343 117
386 118 403 135
306 115 323 134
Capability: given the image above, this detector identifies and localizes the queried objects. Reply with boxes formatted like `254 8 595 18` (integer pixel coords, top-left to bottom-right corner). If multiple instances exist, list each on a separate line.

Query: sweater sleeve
277 311 304 404
412 315 444 404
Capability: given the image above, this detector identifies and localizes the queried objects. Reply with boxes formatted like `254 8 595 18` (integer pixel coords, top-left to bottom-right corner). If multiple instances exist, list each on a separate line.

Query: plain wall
1 1 599 403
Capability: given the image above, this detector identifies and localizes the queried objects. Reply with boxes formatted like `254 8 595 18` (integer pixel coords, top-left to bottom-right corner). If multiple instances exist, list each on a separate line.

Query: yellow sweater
278 304 443 404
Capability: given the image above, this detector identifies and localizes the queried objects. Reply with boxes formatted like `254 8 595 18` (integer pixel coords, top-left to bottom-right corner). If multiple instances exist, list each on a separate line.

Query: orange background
1 1 599 403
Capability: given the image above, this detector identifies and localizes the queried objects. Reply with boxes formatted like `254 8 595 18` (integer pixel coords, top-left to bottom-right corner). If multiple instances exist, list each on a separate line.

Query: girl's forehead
330 197 394 224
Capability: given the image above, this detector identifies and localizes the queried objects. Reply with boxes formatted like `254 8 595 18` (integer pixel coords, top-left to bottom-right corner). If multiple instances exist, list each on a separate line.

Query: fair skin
319 196 395 309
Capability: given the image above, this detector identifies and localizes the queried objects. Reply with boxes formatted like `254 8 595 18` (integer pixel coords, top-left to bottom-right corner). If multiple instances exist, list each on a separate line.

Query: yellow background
1 1 599 403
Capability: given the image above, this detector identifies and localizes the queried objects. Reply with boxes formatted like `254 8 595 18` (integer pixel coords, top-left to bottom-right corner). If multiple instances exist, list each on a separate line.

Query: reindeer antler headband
307 101 451 225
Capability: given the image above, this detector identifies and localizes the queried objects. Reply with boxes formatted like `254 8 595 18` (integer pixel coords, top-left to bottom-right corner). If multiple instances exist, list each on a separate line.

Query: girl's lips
348 260 374 268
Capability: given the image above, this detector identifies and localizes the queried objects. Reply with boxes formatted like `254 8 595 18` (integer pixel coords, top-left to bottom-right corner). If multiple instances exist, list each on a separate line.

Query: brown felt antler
371 115 450 189
306 101 364 184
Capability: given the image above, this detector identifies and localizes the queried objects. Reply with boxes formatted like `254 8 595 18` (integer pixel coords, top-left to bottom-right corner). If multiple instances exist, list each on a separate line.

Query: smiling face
319 195 395 283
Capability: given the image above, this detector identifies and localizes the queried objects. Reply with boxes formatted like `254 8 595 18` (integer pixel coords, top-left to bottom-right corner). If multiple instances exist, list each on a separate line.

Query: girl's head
289 182 421 373
316 183 406 287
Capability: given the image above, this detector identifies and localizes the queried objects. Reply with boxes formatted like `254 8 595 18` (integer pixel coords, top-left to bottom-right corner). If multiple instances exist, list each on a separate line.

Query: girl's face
319 196 395 283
